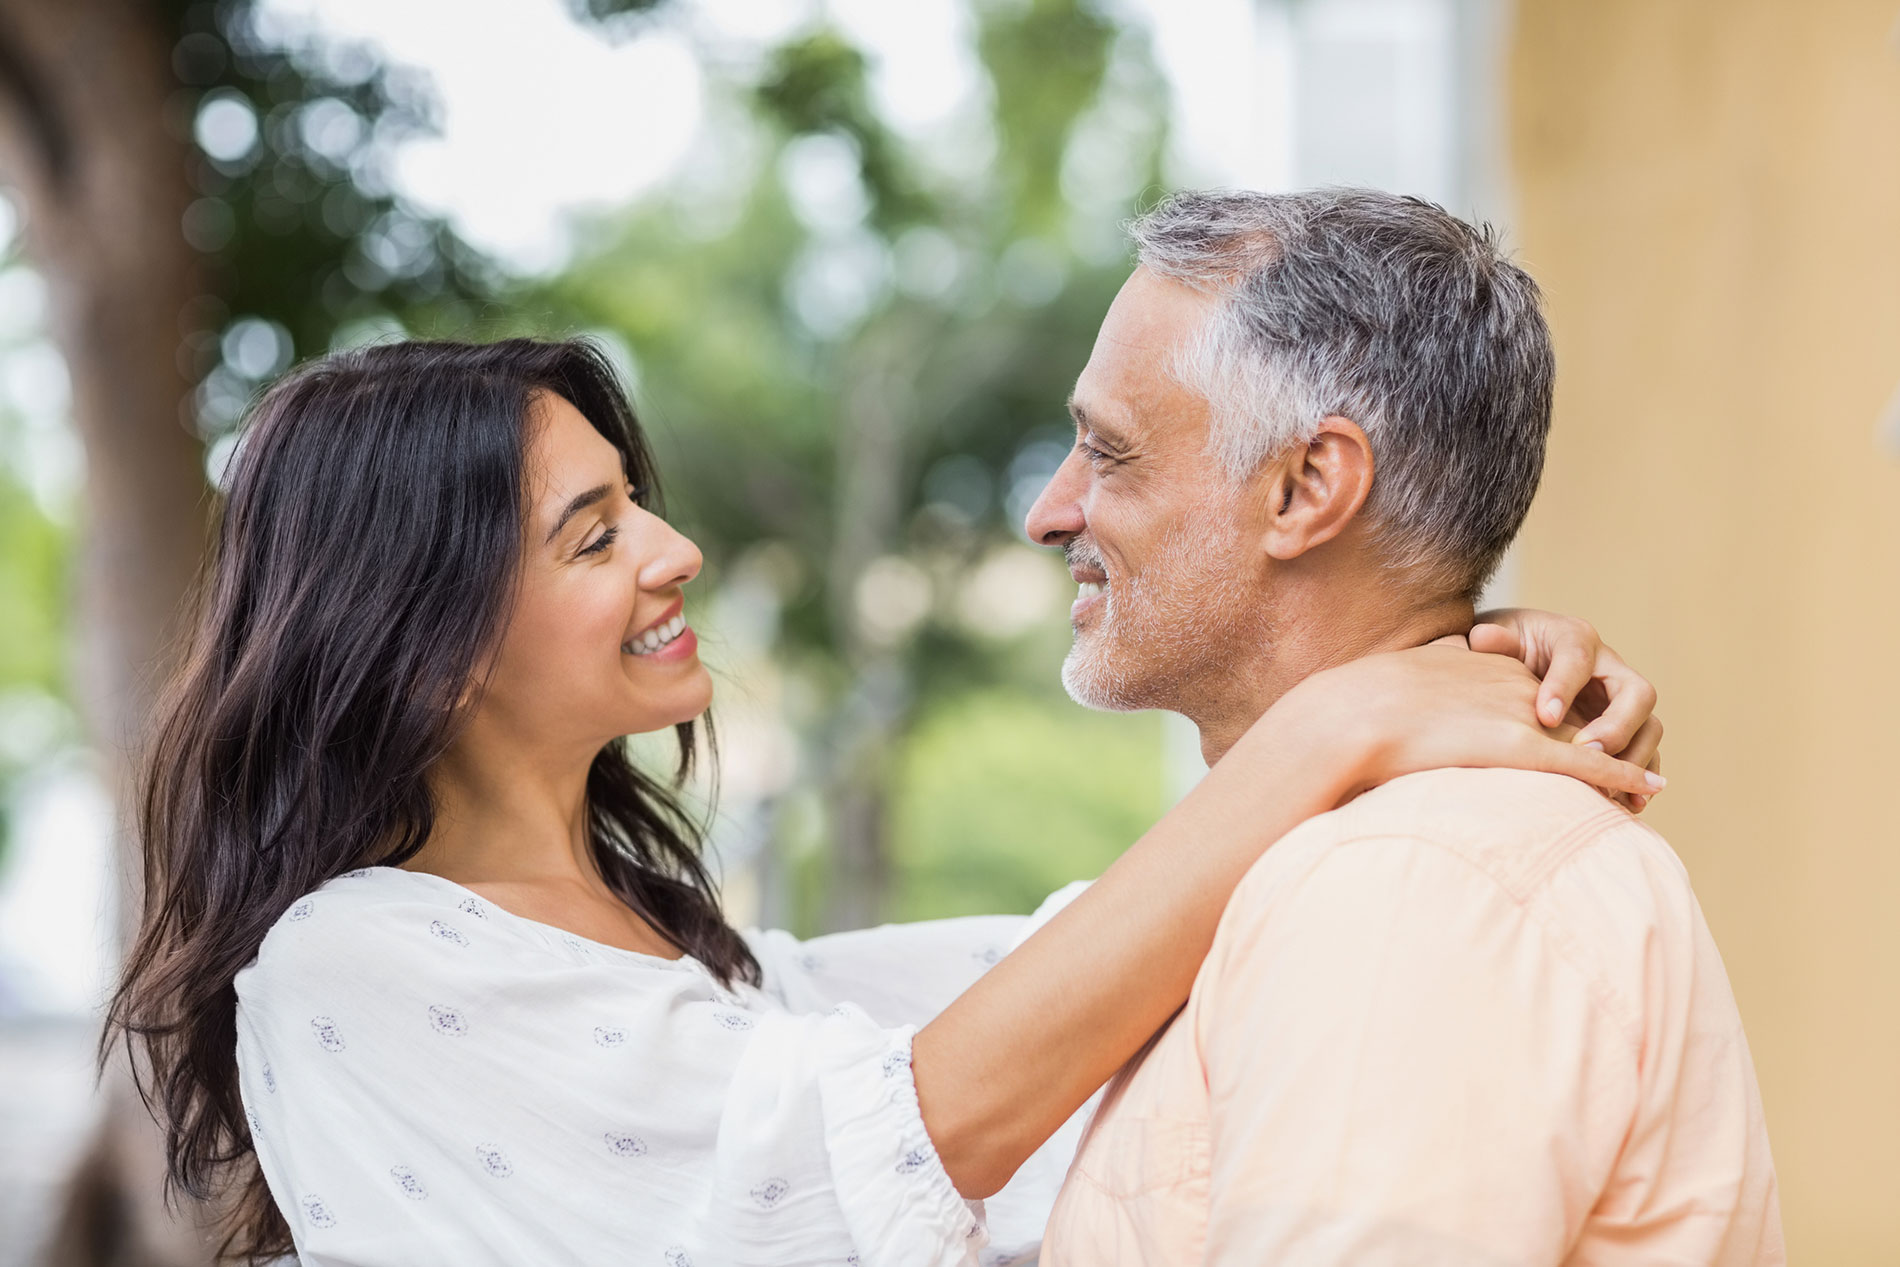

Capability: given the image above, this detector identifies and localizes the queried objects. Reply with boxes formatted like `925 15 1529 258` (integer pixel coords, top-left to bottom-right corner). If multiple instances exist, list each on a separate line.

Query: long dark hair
104 337 758 1263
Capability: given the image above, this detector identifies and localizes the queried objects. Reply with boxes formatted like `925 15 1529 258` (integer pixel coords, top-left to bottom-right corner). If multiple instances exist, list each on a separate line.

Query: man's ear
1255 416 1374 561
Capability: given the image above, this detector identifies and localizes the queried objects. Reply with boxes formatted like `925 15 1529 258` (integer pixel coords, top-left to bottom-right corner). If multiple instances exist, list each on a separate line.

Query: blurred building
1204 1 1898 1258
1509 2 1900 1260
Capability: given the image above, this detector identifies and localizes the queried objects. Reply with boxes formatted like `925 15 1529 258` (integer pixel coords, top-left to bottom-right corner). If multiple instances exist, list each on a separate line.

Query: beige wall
1509 1 1900 1258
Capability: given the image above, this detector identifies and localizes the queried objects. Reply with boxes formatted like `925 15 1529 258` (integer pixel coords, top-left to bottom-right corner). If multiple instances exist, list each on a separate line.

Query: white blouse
233 866 1091 1267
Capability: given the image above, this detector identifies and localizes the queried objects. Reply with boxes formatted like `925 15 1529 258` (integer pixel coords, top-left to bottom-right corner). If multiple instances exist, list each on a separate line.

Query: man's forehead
1097 265 1215 351
1072 267 1215 440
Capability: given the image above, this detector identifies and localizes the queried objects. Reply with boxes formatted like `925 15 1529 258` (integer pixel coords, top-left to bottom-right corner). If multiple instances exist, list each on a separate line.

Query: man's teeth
1077 581 1105 598
625 613 687 656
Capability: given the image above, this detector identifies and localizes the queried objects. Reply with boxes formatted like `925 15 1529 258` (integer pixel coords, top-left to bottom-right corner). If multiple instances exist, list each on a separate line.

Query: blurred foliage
0 0 1179 921
166 0 497 437
0 451 72 855
0 472 63 695
0 0 496 866
533 0 1175 925
889 691 1164 920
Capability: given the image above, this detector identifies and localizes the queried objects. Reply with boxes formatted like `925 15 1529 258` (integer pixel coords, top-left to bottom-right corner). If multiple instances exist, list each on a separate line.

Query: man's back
1042 766 1782 1266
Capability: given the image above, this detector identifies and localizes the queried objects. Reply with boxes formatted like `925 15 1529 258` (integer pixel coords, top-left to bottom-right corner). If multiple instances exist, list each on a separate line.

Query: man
1027 189 1782 1264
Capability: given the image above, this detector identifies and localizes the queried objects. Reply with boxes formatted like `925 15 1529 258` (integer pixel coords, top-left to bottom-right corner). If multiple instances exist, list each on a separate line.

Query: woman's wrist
1230 673 1378 814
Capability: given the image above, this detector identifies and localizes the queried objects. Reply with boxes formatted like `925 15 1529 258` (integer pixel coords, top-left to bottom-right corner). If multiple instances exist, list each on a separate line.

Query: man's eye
1078 440 1109 463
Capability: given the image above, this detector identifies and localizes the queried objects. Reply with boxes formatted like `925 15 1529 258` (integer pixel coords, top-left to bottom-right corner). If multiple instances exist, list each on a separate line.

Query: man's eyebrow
1066 398 1131 451
543 483 614 545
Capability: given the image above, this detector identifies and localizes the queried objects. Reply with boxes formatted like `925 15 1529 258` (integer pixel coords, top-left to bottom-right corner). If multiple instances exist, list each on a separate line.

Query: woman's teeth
625 613 687 656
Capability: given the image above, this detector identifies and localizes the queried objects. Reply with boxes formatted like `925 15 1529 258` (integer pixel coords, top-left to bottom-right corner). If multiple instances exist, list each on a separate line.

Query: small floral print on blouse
389 1166 428 1200
664 1248 692 1267
310 1017 345 1052
261 1063 276 1093
713 1011 754 1032
342 868 371 879
972 945 1003 967
605 1132 648 1158
429 920 470 947
456 896 489 919
750 1177 790 1208
881 1049 910 1078
475 1143 513 1178
287 900 313 922
593 1026 627 1048
427 1005 467 1037
301 1194 336 1228
895 1148 931 1175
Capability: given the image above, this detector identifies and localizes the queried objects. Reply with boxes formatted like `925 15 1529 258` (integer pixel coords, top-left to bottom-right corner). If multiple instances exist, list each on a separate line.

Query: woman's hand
1470 609 1665 811
1275 640 1667 809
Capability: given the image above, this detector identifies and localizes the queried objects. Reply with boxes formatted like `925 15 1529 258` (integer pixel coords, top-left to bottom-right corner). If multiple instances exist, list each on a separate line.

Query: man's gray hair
1129 188 1554 599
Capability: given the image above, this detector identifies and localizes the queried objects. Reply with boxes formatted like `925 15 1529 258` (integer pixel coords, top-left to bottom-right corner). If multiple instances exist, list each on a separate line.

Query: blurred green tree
0 1 490 1259
539 0 1170 932
0 0 1172 1258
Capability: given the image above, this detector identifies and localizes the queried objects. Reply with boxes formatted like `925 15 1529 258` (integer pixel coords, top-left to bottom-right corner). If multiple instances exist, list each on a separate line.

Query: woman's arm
912 642 1665 1197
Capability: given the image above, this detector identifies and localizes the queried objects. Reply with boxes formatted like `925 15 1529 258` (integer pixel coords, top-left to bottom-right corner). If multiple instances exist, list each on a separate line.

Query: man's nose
1024 450 1087 547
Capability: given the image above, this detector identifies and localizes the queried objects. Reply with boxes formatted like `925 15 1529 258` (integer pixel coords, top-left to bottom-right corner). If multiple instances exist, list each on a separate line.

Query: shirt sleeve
742 880 1099 1264
1194 835 1639 1267
234 886 986 1267
743 881 1095 1026
744 914 1025 1027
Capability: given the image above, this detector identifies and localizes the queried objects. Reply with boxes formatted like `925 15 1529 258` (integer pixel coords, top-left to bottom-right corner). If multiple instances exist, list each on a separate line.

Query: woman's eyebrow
543 483 613 545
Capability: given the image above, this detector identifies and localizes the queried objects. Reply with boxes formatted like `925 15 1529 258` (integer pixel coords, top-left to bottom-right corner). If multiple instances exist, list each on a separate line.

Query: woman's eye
578 525 619 558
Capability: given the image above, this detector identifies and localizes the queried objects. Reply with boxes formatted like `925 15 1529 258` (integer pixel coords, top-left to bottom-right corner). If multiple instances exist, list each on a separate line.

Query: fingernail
1631 794 1649 812
1582 740 1604 752
1645 771 1667 789
1543 698 1563 723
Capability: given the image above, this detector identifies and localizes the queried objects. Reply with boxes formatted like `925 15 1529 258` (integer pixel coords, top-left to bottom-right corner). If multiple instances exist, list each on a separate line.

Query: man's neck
1191 586 1476 765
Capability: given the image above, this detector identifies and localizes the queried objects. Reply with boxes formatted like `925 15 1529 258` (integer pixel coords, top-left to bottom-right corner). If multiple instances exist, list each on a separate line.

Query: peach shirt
1043 767 1783 1266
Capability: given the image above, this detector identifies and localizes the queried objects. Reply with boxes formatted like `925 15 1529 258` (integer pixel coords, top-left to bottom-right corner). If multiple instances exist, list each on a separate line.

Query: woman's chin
623 664 714 733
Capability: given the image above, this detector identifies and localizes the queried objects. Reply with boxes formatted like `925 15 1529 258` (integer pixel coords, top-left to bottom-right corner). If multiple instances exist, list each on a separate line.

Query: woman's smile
622 596 695 659
624 618 697 662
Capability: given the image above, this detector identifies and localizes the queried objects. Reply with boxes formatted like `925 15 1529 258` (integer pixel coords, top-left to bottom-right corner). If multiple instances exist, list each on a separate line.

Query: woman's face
468 390 712 753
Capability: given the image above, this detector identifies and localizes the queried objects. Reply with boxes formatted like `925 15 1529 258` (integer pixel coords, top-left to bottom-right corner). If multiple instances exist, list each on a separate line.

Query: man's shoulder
1206 767 1707 1030
1263 766 1679 903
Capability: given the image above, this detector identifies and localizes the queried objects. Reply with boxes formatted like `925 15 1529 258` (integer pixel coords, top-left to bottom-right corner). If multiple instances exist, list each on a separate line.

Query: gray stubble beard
1058 503 1260 717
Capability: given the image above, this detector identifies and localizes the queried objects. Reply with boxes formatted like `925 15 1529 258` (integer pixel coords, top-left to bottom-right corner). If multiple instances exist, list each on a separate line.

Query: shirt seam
1299 821 1648 1058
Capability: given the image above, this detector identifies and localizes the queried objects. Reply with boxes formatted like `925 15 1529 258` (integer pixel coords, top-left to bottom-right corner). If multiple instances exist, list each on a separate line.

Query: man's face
1025 267 1270 715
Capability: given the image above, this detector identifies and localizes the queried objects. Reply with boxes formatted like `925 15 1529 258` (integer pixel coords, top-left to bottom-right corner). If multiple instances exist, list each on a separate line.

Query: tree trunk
819 321 927 932
0 0 217 1261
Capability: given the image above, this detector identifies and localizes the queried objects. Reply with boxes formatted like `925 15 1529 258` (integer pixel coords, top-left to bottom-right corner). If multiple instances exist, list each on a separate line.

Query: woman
108 338 1664 1266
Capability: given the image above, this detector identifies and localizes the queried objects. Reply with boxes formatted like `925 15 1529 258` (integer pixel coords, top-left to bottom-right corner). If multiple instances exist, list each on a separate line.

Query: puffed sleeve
740 881 1098 1265
744 915 1025 1026
233 876 987 1267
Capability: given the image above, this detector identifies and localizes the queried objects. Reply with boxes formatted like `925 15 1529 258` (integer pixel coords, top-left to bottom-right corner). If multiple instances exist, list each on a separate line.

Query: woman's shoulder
240 866 492 991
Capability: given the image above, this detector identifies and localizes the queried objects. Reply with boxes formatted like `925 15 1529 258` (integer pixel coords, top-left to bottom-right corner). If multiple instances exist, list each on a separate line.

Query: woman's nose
639 518 703 592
